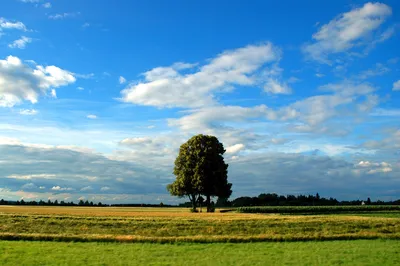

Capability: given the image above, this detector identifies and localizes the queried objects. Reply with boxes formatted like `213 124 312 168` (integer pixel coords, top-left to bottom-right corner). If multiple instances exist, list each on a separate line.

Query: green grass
1 240 399 265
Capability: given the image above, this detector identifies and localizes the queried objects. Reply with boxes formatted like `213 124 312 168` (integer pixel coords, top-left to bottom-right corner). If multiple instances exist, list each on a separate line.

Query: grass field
1 240 399 265
1 206 399 265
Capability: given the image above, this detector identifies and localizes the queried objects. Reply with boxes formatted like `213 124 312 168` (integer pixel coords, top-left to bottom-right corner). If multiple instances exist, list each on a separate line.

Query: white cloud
19 109 38 115
226 143 245 154
80 186 93 191
168 105 268 131
77 87 84 90
8 36 32 49
120 137 152 145
86 114 97 119
357 161 393 174
8 174 57 180
119 76 126 84
356 63 390 80
0 18 27 31
50 89 57 98
19 0 40 2
48 12 80 20
393 80 400 91
303 2 392 63
367 167 392 174
0 56 76 107
319 82 376 96
42 2 51 8
100 186 110 191
264 79 292 94
315 73 325 78
21 183 38 190
120 43 281 108
52 186 74 191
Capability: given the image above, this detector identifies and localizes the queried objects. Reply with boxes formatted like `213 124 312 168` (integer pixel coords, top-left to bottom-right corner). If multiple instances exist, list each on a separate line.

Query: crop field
1 206 400 265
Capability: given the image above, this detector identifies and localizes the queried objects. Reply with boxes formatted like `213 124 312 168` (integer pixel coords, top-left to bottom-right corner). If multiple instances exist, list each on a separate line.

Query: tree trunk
206 194 211 212
189 194 197 212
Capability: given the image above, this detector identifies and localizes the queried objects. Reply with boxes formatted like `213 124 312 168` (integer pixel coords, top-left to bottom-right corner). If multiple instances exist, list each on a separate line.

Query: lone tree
167 134 232 212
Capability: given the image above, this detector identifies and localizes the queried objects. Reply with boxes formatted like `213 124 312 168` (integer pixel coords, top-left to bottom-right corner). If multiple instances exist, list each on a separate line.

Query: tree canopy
167 134 232 212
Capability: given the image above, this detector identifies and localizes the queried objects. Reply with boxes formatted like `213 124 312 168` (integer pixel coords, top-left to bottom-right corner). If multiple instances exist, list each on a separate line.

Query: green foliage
237 205 400 214
167 134 232 212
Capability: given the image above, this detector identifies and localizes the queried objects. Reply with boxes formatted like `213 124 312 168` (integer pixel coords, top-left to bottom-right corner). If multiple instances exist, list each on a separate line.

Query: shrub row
236 205 400 214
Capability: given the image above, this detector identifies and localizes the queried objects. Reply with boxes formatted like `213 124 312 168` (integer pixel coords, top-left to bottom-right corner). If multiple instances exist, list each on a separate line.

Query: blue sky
0 0 399 204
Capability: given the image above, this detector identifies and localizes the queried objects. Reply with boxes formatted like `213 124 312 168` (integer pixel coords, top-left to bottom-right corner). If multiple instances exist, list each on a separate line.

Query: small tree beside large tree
167 134 232 212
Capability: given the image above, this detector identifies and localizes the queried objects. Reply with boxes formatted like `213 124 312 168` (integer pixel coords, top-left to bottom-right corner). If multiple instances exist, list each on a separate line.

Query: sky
0 0 399 204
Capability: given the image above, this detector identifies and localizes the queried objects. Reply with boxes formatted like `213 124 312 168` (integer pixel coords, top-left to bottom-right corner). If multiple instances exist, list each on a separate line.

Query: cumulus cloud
42 2 51 8
0 56 76 107
0 17 27 31
120 43 282 108
357 161 392 174
264 79 292 94
226 143 245 154
393 80 400 91
303 2 393 63
8 36 33 49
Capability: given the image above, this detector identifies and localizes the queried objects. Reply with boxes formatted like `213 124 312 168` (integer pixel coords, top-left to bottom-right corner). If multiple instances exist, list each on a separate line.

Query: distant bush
237 205 400 214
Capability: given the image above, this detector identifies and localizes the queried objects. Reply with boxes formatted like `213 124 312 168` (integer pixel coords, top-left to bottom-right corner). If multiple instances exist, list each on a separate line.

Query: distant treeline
0 199 173 207
1 193 399 207
180 193 400 207
0 199 107 207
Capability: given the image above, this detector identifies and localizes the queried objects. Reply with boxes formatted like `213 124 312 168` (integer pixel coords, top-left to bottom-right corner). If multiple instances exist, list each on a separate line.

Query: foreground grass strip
1 240 400 265
1 232 400 243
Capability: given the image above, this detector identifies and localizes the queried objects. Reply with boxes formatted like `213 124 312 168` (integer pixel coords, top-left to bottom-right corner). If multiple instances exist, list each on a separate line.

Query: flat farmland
1 206 400 243
1 206 400 265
